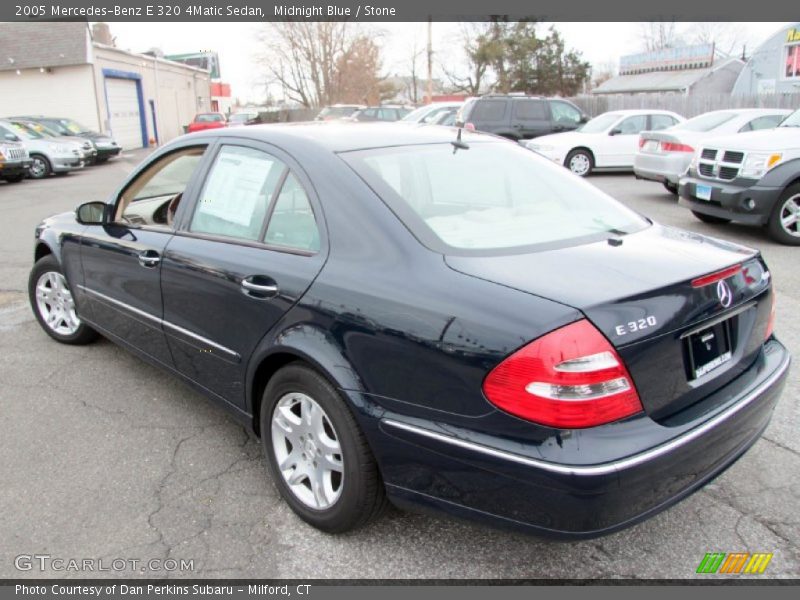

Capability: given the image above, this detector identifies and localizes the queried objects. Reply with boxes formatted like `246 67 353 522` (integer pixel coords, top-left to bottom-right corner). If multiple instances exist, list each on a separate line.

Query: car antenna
451 127 469 154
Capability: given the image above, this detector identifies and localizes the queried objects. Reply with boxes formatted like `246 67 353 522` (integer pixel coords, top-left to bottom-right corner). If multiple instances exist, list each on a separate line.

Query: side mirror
579 114 589 124
609 128 622 136
4 133 19 142
76 201 109 225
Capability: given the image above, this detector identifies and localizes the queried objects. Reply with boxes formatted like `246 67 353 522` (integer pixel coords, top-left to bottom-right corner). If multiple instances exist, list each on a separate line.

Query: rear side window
471 100 507 122
190 145 285 242
740 115 785 132
513 100 547 120
264 173 320 252
344 142 647 253
650 115 677 131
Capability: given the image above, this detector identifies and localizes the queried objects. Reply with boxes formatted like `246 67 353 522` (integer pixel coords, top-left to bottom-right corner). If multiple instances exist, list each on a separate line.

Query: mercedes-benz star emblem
717 279 733 308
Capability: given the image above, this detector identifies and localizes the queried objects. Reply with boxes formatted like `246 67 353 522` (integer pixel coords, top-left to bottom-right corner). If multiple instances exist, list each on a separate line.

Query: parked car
679 108 800 245
635 109 793 194
316 104 366 121
456 94 588 141
346 105 412 122
28 123 789 536
401 102 463 124
11 118 98 164
14 116 120 162
0 120 86 179
187 113 227 133
525 110 685 176
0 139 31 183
227 112 260 127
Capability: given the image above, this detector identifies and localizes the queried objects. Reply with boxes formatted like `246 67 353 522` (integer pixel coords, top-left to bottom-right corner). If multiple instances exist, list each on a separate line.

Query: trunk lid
445 225 773 420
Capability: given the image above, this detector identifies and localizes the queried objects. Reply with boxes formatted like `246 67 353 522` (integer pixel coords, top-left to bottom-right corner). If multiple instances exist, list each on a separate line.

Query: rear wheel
767 185 800 245
691 210 731 225
663 181 678 195
565 149 593 177
28 255 98 344
28 155 51 179
260 363 387 532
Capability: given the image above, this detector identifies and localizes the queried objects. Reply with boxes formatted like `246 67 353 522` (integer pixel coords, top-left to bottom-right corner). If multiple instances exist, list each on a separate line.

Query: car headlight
740 152 782 179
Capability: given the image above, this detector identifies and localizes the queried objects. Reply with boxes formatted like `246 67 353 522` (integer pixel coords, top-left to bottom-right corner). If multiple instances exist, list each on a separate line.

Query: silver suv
0 140 31 184
0 120 86 179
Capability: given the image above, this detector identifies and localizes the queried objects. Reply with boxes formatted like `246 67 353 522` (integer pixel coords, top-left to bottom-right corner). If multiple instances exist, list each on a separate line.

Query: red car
186 112 227 133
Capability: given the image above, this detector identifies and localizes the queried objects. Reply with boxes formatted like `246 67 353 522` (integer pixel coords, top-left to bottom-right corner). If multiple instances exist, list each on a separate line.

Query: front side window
344 142 647 253
550 101 582 124
116 147 207 229
616 115 648 135
650 115 676 131
742 115 785 132
190 146 285 242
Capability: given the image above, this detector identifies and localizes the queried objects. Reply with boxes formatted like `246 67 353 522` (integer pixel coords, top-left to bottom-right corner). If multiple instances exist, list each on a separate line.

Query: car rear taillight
691 264 742 288
765 289 776 340
482 319 643 429
464 122 476 131
660 142 694 153
638 136 648 148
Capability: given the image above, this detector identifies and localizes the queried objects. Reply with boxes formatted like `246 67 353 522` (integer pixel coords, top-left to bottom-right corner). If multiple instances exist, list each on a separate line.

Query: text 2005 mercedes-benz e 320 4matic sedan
28 123 790 537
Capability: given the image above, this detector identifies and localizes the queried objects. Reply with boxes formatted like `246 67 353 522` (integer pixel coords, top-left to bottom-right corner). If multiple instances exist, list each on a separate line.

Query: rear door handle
241 276 279 298
137 249 161 268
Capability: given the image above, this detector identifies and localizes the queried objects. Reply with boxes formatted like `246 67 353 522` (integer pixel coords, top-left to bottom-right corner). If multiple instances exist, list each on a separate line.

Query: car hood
528 131 598 147
699 127 800 152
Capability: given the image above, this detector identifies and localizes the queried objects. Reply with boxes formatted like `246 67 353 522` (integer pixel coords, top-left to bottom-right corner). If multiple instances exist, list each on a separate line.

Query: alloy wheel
29 157 47 179
569 153 591 176
35 271 81 335
779 194 800 238
271 392 344 510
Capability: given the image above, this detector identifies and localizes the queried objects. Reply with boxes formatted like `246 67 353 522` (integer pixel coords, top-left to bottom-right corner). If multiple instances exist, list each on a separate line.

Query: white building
0 22 212 149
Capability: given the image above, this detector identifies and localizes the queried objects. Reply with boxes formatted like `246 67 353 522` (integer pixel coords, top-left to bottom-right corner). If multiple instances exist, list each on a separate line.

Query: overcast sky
108 21 791 103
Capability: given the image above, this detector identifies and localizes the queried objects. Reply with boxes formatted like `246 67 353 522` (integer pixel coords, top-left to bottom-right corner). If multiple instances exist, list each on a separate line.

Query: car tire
3 174 25 183
28 154 52 179
663 181 679 195
28 255 98 345
691 210 731 225
260 363 387 533
95 157 109 164
565 149 593 177
766 184 800 246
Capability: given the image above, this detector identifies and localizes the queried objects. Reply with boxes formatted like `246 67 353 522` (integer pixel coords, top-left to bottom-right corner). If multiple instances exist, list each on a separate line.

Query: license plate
695 184 713 201
643 140 659 152
687 319 732 379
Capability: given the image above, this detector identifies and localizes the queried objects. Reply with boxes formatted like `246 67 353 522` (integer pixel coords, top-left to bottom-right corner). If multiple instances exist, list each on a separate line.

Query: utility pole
426 18 433 104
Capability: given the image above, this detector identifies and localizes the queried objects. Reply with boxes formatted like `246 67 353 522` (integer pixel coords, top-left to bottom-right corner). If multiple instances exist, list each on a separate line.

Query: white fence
568 93 800 118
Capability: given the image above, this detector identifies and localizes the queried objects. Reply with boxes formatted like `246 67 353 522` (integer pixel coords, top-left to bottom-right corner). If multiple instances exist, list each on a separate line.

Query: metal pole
426 19 433 104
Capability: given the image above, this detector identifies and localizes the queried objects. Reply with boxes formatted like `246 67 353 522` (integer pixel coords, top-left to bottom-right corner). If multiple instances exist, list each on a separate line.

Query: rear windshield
674 112 736 132
343 142 648 254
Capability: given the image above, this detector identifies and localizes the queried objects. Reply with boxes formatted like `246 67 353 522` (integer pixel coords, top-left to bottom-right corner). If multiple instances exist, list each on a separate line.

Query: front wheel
663 181 678 195
565 149 593 177
766 184 800 245
28 155 52 179
260 363 387 533
691 210 731 225
3 174 24 183
28 255 98 344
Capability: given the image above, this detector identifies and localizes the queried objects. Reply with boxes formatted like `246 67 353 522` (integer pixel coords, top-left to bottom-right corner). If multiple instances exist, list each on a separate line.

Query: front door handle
241 276 279 298
137 250 161 268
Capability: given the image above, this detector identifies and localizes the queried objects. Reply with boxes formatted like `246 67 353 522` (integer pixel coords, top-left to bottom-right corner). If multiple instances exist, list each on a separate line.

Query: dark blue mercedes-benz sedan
28 123 790 537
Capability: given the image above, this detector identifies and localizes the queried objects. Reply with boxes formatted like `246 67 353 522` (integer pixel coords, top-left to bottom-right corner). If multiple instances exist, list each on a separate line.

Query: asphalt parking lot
0 154 798 579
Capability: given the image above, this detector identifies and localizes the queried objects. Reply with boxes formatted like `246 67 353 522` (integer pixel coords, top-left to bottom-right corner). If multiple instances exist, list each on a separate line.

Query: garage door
105 78 143 149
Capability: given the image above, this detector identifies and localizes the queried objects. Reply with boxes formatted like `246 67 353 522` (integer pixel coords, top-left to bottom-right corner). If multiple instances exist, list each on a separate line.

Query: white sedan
524 110 685 176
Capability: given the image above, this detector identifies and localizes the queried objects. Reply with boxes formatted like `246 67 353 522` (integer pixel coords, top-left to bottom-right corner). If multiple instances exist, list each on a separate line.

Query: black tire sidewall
259 364 374 532
28 255 96 344
691 210 731 225
767 184 800 246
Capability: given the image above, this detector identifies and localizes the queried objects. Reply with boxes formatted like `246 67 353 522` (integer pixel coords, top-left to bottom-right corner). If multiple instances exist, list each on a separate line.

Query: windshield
20 121 59 137
59 119 91 134
8 122 43 139
674 112 736 132
779 109 800 128
344 142 647 253
578 113 621 133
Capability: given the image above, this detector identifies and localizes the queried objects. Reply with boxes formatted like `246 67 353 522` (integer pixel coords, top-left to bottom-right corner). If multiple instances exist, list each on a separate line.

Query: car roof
180 122 496 153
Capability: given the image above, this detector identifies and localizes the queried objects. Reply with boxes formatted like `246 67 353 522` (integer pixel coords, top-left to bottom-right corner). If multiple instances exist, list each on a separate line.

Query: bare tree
638 22 682 52
406 38 425 105
686 22 747 56
440 22 496 96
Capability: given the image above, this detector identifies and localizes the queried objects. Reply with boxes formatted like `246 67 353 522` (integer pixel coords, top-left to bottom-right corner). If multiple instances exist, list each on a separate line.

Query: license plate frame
686 319 732 380
643 140 659 152
695 184 713 201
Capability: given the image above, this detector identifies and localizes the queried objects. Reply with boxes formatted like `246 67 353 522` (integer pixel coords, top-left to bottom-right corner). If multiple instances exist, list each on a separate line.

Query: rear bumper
634 152 690 185
678 174 779 225
370 339 790 538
